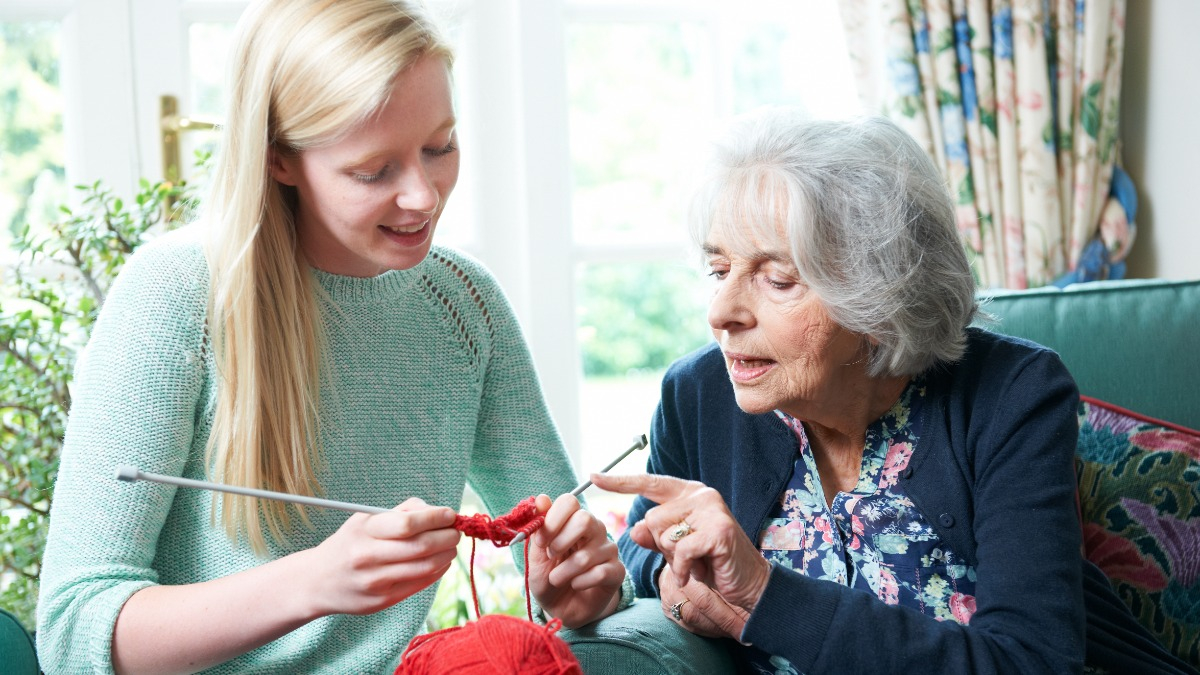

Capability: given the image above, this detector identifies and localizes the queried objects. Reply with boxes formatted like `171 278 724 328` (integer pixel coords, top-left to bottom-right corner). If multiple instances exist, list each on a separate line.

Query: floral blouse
748 379 978 675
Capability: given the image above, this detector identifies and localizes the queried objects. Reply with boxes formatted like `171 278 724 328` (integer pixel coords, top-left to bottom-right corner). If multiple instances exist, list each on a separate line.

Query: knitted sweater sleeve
434 251 576 518
36 234 209 673
742 342 1086 674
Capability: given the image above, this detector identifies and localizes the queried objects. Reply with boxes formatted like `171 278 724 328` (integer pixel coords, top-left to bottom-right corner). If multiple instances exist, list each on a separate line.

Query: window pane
0 22 65 255
575 260 711 520
188 23 235 118
566 21 711 246
725 0 860 119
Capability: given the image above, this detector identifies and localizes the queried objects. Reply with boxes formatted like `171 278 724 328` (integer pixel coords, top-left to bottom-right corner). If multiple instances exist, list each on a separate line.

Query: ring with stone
666 521 693 542
670 598 689 622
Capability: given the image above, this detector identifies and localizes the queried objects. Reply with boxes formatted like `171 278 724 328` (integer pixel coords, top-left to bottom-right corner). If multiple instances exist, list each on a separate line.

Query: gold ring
667 521 692 542
670 599 689 622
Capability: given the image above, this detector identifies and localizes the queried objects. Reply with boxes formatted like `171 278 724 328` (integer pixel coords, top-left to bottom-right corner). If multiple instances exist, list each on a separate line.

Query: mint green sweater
37 228 578 673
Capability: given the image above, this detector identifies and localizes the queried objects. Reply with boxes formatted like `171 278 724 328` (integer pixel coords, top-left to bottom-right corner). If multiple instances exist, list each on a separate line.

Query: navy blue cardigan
621 328 1194 674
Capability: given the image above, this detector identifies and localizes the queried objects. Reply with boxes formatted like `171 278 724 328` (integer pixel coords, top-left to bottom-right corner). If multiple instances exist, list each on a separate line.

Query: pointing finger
589 472 695 503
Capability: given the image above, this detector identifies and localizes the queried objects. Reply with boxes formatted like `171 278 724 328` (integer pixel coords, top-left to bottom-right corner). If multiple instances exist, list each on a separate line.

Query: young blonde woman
36 1 626 672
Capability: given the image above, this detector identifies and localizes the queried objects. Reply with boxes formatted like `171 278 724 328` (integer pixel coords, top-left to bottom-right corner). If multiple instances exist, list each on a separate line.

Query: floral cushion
1076 396 1200 665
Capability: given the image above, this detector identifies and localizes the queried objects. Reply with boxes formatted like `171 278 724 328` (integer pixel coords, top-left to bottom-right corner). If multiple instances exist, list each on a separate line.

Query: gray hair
688 110 977 377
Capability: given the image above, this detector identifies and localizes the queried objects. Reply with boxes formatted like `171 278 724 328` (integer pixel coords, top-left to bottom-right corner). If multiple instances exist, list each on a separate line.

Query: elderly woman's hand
659 563 750 640
590 473 771 614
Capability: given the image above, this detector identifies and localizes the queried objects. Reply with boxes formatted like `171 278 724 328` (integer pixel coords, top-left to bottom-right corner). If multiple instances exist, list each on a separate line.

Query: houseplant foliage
0 174 198 627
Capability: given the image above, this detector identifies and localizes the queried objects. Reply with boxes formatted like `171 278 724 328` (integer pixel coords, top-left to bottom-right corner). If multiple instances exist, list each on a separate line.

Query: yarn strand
452 496 545 621
394 497 584 674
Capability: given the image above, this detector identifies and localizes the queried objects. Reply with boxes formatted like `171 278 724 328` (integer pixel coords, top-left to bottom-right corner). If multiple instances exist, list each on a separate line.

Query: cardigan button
938 513 955 528
902 467 914 480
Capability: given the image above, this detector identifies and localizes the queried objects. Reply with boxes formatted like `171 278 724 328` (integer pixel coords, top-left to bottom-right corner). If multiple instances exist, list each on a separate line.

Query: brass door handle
160 94 221 183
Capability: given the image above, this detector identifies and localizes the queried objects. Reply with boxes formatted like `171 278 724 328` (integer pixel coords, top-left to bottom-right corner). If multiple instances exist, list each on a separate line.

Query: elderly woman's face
704 220 863 417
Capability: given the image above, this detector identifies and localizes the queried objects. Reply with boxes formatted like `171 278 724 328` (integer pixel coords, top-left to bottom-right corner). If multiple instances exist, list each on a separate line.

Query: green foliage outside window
576 262 712 378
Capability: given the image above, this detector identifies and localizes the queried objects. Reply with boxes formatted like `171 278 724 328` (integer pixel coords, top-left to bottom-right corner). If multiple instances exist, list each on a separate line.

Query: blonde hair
203 0 453 552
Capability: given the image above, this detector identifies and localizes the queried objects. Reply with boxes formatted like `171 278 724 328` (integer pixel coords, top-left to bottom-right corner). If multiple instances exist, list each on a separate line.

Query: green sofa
1 607 38 674
561 278 1200 673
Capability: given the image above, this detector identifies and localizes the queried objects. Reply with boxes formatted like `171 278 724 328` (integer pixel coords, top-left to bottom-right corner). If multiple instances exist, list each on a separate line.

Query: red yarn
393 500 576 675
452 496 545 620
453 495 545 547
394 614 582 675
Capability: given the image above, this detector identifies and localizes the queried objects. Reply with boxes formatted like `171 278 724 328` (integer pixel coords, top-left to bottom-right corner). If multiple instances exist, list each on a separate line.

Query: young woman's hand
299 497 461 617
526 493 626 628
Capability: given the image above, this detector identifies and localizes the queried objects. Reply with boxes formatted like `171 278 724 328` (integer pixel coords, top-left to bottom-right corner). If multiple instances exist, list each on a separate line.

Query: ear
267 146 299 186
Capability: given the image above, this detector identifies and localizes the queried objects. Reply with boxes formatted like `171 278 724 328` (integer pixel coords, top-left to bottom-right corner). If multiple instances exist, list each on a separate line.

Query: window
0 21 65 264
561 0 859 518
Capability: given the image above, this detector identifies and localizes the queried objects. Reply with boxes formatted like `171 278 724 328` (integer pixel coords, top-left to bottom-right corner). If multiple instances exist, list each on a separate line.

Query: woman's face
704 219 863 418
270 55 459 277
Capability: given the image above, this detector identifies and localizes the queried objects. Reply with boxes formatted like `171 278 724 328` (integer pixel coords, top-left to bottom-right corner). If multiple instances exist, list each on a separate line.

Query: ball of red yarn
394 614 582 675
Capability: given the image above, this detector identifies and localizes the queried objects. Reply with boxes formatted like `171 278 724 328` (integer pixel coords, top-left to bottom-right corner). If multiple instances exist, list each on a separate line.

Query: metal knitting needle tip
509 433 648 546
115 465 391 515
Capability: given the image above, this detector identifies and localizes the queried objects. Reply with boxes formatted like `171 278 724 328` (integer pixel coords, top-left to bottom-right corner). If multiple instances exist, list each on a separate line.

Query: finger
348 528 463 569
364 505 457 539
550 553 624 591
379 545 459 582
534 493 553 514
686 583 748 639
374 552 459 600
533 494 582 551
544 539 620 588
669 536 702 584
627 520 662 553
588 472 694 503
540 505 603 559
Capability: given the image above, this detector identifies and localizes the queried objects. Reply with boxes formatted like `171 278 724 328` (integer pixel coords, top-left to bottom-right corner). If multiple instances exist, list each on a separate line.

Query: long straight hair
203 0 453 553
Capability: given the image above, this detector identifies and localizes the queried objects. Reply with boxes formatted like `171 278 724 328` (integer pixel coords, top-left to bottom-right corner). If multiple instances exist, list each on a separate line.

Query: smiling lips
725 351 776 383
381 220 429 235
378 220 431 246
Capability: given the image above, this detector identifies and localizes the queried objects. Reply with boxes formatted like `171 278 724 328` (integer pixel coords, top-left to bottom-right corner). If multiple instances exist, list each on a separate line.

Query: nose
395 163 439 214
708 274 755 333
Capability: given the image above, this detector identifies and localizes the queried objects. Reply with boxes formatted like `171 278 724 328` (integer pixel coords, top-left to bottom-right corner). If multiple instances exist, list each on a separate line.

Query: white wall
1120 1 1200 281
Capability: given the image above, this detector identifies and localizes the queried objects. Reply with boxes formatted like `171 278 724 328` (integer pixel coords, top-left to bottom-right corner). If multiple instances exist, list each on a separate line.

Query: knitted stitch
36 227 578 674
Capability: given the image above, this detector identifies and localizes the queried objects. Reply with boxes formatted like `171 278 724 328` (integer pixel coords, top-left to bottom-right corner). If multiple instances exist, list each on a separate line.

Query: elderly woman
592 112 1191 674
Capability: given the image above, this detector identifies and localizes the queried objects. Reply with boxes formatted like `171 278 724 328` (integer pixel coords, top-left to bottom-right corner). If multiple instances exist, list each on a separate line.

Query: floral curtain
838 0 1134 289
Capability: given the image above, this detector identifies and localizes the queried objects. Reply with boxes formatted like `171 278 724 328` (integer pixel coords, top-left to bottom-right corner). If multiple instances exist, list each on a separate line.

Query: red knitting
452 496 545 621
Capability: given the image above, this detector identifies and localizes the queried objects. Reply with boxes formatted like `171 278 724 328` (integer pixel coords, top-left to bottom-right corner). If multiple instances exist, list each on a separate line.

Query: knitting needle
115 432 649 537
115 465 391 515
508 433 649 546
